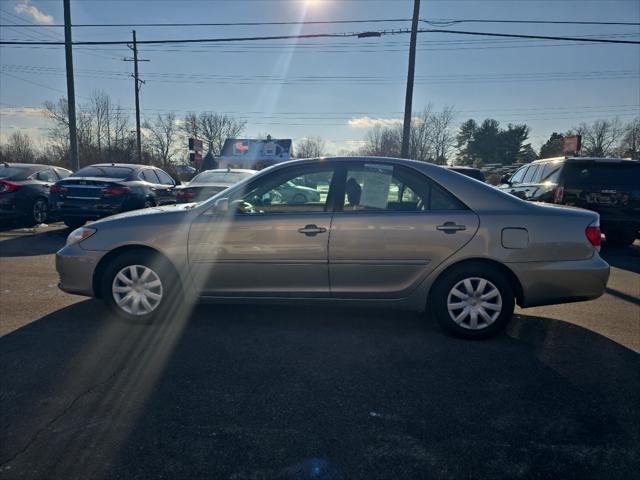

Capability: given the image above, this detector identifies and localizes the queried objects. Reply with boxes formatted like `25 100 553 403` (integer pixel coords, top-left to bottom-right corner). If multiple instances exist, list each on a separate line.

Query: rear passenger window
155 169 175 185
55 168 71 179
522 165 539 183
531 165 545 183
540 163 562 183
140 170 159 183
342 164 466 212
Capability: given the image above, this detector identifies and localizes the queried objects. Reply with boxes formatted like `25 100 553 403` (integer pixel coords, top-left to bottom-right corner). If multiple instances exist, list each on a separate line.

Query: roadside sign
190 152 203 164
562 135 581 154
189 138 203 152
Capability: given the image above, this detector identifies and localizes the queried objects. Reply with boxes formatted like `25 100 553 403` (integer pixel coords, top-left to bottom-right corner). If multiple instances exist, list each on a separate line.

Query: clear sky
1 0 639 154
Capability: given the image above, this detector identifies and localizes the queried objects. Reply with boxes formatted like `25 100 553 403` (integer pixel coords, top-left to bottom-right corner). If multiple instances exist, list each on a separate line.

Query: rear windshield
191 171 252 184
0 166 31 180
563 162 640 187
71 166 133 179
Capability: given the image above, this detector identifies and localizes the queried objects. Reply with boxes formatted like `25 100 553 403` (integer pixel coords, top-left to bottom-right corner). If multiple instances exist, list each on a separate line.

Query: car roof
532 156 637 164
89 163 147 169
446 166 480 171
198 168 257 174
2 162 53 169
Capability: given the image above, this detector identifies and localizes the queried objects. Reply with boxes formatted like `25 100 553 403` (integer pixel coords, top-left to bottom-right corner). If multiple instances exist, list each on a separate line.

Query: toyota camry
55 157 610 338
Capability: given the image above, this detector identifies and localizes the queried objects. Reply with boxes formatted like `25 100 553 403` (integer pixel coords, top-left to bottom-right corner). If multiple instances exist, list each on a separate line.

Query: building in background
217 135 292 170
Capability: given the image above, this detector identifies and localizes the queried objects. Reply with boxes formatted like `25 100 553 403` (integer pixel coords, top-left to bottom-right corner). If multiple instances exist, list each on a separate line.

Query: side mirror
214 197 229 213
500 174 512 186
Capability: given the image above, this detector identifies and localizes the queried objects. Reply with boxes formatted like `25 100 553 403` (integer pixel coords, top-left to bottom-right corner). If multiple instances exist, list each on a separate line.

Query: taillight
0 180 21 194
552 186 564 204
101 185 132 195
176 189 197 199
50 184 68 194
585 222 602 249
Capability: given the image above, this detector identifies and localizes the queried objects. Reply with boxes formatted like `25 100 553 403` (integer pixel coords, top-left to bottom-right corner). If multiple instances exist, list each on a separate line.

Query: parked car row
2 158 638 251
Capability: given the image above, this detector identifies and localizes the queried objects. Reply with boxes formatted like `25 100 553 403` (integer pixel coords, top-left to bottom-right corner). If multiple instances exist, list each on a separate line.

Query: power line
1 28 639 46
422 18 640 26
1 17 638 28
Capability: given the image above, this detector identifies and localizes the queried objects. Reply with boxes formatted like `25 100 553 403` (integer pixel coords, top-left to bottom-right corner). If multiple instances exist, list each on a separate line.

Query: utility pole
63 0 79 171
401 0 421 159
124 30 149 164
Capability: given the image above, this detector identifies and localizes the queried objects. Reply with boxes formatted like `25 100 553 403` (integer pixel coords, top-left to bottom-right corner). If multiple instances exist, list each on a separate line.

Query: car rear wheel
30 198 48 225
430 264 515 338
101 251 179 323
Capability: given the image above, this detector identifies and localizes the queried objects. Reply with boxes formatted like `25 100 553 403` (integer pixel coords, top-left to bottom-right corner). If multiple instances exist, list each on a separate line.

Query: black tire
605 230 637 248
143 199 154 209
28 197 48 226
430 263 515 339
100 250 181 323
64 218 86 229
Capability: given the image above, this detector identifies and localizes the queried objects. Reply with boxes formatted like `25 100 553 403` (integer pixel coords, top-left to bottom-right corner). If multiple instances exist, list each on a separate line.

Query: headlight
66 227 96 246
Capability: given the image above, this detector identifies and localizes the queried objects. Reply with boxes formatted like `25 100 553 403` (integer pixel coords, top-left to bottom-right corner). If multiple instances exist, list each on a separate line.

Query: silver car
56 157 610 338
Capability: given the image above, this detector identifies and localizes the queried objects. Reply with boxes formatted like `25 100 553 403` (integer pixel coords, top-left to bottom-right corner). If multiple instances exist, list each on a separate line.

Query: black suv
499 157 640 247
49 163 178 229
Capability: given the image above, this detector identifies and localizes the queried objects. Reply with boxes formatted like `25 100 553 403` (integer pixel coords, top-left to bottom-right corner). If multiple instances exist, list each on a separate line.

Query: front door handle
298 224 327 236
437 222 466 234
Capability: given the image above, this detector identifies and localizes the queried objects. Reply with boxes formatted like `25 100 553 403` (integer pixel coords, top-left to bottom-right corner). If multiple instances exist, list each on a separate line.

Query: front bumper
56 243 105 297
509 254 610 308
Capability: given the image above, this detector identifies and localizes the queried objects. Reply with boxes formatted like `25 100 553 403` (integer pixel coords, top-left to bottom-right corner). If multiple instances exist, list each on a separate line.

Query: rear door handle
437 222 466 233
298 224 327 236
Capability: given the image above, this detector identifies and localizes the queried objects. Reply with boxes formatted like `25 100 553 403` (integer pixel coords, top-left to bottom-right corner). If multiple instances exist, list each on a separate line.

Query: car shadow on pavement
0 226 69 257
1 303 638 480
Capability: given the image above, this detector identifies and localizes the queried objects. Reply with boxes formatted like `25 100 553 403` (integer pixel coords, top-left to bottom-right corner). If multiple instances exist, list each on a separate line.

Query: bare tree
359 125 401 157
574 118 624 157
89 90 110 153
295 136 327 158
358 106 455 163
198 112 246 156
619 118 640 159
143 112 177 168
431 106 456 164
182 111 199 139
5 131 35 163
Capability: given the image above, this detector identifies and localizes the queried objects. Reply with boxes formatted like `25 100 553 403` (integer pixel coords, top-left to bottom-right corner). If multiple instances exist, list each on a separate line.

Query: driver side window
235 167 334 214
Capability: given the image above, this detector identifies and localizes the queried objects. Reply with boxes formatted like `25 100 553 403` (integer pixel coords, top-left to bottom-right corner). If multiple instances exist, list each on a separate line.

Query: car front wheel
430 263 515 338
101 251 179 323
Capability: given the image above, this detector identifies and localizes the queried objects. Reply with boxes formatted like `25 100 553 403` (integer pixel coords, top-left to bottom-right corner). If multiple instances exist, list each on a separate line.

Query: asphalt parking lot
1 223 638 479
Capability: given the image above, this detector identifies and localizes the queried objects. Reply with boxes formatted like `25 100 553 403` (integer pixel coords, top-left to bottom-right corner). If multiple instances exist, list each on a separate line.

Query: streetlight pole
401 0 421 159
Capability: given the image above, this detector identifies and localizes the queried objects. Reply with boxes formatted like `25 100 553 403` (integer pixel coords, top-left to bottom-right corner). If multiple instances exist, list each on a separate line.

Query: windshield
190 171 253 184
71 166 133 179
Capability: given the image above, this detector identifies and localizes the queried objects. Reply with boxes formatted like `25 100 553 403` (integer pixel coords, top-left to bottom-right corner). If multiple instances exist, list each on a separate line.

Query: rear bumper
509 254 610 308
56 243 105 297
